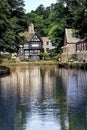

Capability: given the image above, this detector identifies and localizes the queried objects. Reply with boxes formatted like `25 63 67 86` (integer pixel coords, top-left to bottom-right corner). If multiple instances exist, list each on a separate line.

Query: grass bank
1 60 59 66
1 59 87 70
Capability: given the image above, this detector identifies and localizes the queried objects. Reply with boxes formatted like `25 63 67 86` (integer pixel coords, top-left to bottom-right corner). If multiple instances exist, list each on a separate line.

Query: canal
0 65 87 130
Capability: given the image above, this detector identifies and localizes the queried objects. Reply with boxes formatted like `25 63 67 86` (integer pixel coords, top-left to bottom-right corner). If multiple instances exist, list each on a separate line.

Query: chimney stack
28 23 35 34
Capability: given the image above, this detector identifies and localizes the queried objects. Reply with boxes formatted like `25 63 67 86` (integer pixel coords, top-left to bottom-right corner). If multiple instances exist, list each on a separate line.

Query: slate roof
65 28 81 44
24 31 35 41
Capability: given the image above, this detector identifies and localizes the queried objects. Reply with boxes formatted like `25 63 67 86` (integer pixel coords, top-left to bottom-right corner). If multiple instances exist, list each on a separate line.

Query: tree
58 0 87 38
0 0 25 53
0 0 11 51
48 23 65 50
35 4 45 16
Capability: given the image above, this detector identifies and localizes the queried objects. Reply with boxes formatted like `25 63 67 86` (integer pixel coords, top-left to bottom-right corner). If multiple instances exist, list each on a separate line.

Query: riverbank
1 60 87 70
58 62 87 69
1 60 58 66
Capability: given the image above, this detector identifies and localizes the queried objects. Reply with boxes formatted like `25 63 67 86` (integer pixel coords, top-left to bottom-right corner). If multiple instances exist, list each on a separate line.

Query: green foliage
69 54 78 61
48 50 57 59
0 0 25 53
9 58 16 63
53 54 61 61
0 54 12 59
0 66 10 75
48 23 65 49
59 0 87 38
41 52 50 60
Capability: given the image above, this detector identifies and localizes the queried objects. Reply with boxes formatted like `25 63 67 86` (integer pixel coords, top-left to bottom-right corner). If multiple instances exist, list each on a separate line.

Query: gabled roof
41 37 50 42
24 32 43 43
24 23 43 42
65 28 81 44
24 31 35 41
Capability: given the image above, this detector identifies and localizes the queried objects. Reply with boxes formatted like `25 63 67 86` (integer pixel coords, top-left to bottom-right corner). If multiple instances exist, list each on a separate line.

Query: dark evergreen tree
0 0 25 53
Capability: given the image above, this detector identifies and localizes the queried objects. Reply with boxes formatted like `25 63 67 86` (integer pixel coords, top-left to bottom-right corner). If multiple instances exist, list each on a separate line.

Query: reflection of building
67 70 87 110
1 66 87 130
58 68 87 109
62 28 87 62
15 66 57 100
58 68 87 130
0 66 57 130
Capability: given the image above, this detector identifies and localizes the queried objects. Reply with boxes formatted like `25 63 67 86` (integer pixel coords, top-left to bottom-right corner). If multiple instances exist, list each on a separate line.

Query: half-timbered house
19 23 43 60
19 23 56 60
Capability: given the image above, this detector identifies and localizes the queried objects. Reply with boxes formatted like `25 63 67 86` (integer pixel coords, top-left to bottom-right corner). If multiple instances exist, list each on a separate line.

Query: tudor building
19 23 43 60
19 23 56 60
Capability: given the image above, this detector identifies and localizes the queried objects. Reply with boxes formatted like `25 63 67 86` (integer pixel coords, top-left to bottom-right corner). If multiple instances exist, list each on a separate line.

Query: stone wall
61 44 76 62
77 51 87 62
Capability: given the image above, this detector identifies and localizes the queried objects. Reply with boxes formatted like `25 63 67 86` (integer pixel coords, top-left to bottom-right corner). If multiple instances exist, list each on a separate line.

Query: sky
24 0 56 13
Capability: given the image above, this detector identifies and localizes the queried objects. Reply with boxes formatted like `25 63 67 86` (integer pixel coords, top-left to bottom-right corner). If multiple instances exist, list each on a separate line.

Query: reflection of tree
0 66 10 78
68 110 87 130
39 66 68 130
15 104 28 130
55 70 68 130
58 69 87 130
0 78 16 130
67 70 87 130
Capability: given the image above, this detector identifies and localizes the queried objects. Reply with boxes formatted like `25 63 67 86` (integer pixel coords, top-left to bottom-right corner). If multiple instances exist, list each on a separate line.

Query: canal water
0 65 87 130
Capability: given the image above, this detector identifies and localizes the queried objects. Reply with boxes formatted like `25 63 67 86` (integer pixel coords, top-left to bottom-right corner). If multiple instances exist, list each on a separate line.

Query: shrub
9 58 16 63
41 52 50 60
69 54 77 61
53 54 61 61
0 54 11 59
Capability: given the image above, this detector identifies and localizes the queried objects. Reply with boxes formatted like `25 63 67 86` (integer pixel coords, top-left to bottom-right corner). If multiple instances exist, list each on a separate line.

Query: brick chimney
28 23 35 34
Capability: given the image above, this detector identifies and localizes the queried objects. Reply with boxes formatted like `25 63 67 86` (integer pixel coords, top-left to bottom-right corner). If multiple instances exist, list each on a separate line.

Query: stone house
61 28 87 62
41 37 56 53
76 39 87 61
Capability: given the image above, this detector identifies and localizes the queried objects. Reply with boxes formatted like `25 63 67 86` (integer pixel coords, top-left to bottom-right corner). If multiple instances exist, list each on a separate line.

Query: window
83 43 86 51
24 44 29 49
32 44 39 47
29 50 40 55
46 41 49 45
25 50 29 55
76 44 81 51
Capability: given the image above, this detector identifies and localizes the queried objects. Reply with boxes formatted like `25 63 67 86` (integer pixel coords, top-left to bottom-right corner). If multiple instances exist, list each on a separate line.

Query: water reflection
58 69 87 130
0 66 87 130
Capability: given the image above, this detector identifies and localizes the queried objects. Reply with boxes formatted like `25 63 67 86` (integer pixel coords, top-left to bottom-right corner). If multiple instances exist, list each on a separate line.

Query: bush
69 54 77 61
41 52 50 60
9 58 16 63
53 54 61 61
0 54 11 59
